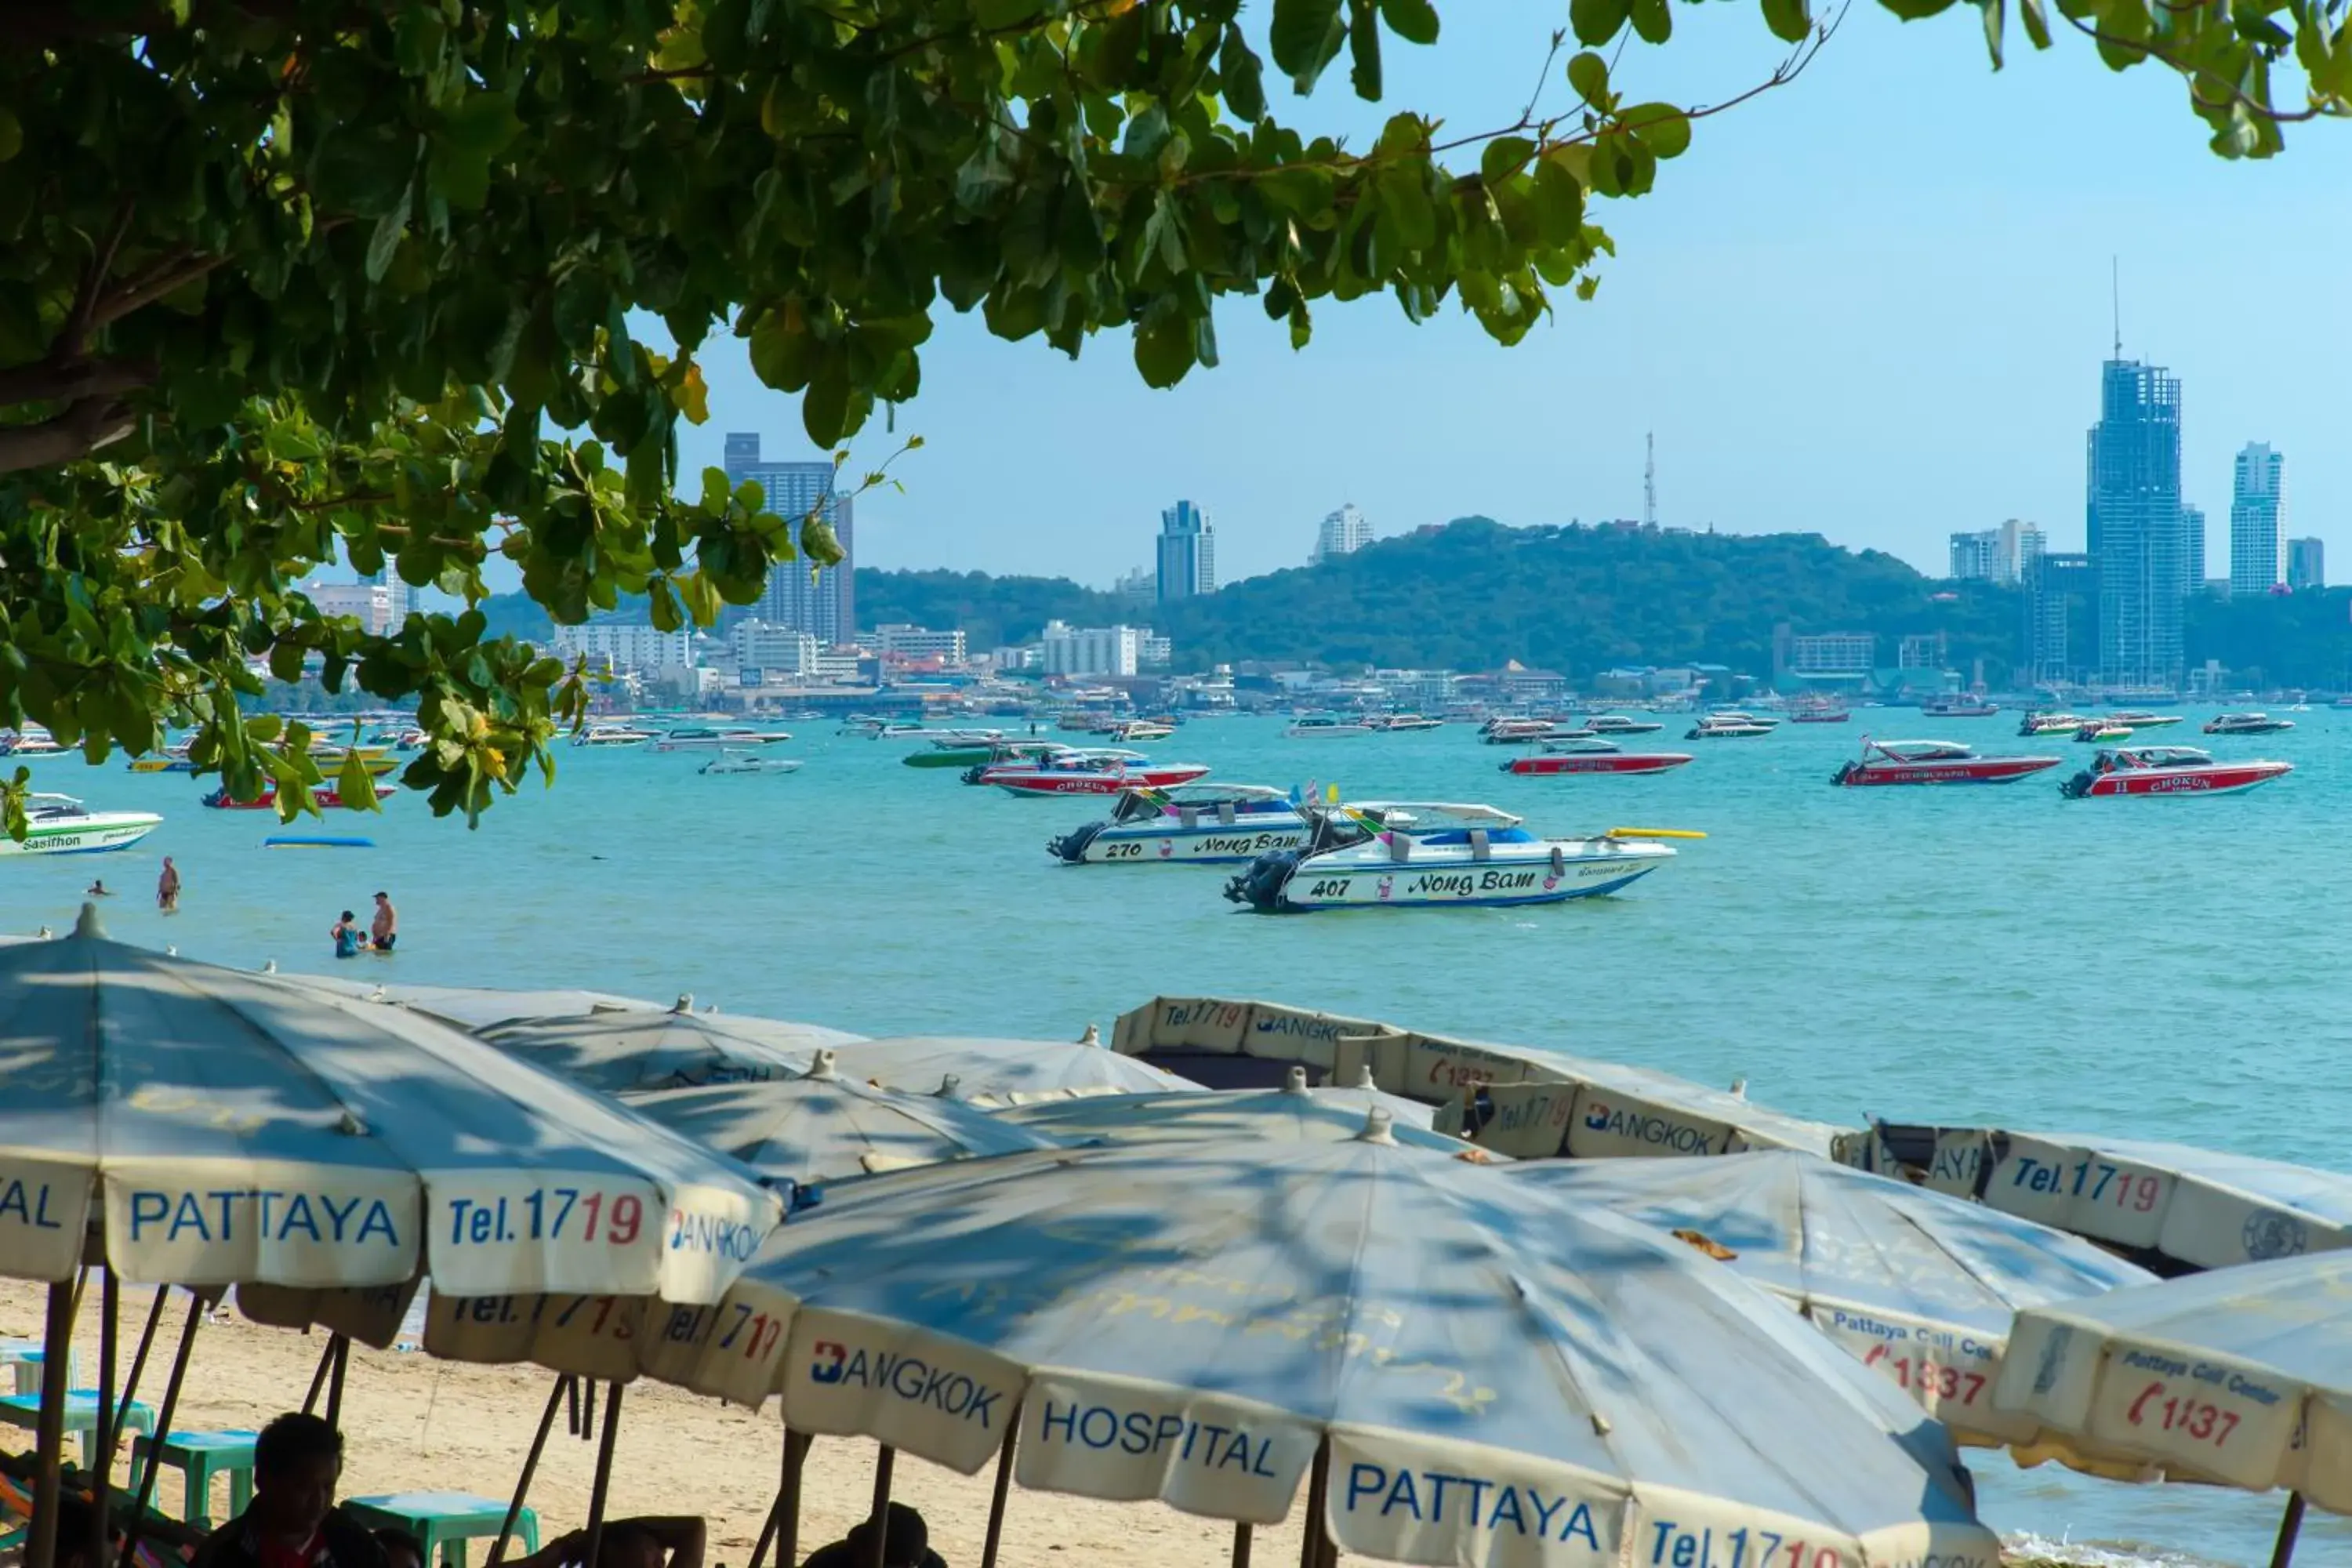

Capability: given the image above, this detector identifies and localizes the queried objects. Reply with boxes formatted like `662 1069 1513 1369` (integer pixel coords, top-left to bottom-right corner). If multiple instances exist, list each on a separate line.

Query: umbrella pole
2269 1492 2306 1568
321 1334 350 1430
776 1432 810 1568
118 1288 167 1420
747 1427 802 1568
979 1406 1020 1568
485 1376 570 1568
24 1279 76 1568
578 1381 625 1568
301 1334 336 1415
861 1447 895 1568
1297 1442 1330 1568
91 1269 118 1568
1230 1523 1252 1568
114 1290 205 1568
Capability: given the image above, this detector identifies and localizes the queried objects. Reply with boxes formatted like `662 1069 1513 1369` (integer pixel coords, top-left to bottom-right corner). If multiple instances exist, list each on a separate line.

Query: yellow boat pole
1607 827 1708 840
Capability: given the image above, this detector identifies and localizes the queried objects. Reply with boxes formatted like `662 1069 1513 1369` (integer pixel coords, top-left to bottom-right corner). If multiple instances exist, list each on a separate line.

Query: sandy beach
0 1279 1316 1568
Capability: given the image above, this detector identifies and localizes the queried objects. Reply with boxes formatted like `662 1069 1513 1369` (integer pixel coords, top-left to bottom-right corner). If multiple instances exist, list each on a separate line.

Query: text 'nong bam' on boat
2060 746 2292 798
1047 782 1308 864
1106 996 1858 1159
1222 801 1690 911
1500 738 1694 775
1829 738 2063 786
964 747 1210 797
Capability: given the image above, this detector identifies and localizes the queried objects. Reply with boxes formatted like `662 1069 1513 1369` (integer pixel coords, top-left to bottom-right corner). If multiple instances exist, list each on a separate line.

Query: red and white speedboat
1502 739 1693 777
201 785 399 810
2060 746 2292 799
1831 738 2060 787
966 748 1210 797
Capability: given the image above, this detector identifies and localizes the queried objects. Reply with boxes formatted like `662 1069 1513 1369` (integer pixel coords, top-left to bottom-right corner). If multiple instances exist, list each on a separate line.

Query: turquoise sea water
5 711 2344 1566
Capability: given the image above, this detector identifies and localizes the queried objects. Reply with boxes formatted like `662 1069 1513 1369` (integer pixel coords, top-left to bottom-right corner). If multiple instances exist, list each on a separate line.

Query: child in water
331 911 363 958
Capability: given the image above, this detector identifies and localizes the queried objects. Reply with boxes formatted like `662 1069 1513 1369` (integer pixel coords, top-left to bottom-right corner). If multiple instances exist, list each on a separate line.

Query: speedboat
1284 714 1372 738
1685 716 1773 739
1107 719 1175 742
1830 738 2062 787
1582 714 1663 736
573 723 658 747
0 795 162 855
1706 709 1781 728
655 725 793 750
0 728 66 758
2017 712 2084 736
309 748 400 777
1502 739 1693 776
2107 710 2183 729
967 749 1211 797
1372 714 1445 732
1921 697 2000 718
699 749 803 776
2204 712 2295 735
2074 720 2132 742
1048 783 1309 864
126 757 199 774
905 739 1065 770
1223 802 1686 912
1479 717 1555 744
2060 747 2292 799
201 784 397 810
1788 706 1850 724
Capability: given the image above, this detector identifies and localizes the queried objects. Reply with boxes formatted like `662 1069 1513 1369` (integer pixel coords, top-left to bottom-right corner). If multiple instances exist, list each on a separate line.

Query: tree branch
0 399 139 476
63 201 138 359
93 252 232 330
0 358 156 408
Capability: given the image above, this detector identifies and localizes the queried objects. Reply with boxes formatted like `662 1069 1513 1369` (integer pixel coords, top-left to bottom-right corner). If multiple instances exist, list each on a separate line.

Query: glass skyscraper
724 432 856 646
2085 358 2184 689
2228 441 2283 597
1156 499 1216 606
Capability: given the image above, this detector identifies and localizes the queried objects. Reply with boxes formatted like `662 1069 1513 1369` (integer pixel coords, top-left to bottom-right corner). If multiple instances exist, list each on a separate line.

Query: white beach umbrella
830 1034 1201 1105
261 971 662 1029
1505 1152 2156 1449
993 1067 1463 1149
645 1119 2000 1568
0 909 781 1301
626 1050 1067 1186
481 1000 864 1093
1994 1253 2352 1563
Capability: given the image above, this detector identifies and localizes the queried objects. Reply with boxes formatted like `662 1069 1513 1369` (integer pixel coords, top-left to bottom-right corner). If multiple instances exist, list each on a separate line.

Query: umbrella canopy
1994 1252 2352 1515
481 1000 865 1093
830 1034 1201 1105
993 1067 1468 1152
626 1050 1067 1185
0 909 780 1305
648 1118 1998 1567
262 972 662 1030
1505 1151 2156 1446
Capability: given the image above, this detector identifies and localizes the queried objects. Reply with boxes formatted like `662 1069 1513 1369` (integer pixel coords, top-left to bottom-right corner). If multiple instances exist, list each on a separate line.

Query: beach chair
0 1392 155 1469
0 1345 82 1399
127 1431 259 1532
341 1493 539 1568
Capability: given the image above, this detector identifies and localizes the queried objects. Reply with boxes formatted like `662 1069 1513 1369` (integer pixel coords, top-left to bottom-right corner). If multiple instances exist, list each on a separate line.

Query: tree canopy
3 0 2338 829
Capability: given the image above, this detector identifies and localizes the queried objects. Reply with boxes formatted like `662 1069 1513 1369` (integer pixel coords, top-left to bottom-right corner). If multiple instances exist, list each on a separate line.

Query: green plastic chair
342 1492 540 1568
129 1429 260 1531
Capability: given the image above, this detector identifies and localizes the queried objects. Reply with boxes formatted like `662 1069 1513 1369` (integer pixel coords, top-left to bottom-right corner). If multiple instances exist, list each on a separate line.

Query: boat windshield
1345 801 1526 832
26 795 85 816
1872 740 1971 761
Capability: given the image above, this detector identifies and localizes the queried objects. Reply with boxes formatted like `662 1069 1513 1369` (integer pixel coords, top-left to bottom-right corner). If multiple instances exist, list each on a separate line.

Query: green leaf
337 748 380 812
749 306 817 392
800 515 844 566
1481 136 1534 184
1762 0 1813 43
365 186 411 285
1133 312 1196 387
1978 0 2005 67
0 109 20 165
802 350 851 445
2019 0 2051 46
1567 51 1610 107
1271 0 1346 75
1219 27 1269 121
1570 0 1630 47
437 93 524 160
1379 0 1442 44
648 576 682 633
1348 0 1384 99
1623 103 1691 158
1632 0 1673 43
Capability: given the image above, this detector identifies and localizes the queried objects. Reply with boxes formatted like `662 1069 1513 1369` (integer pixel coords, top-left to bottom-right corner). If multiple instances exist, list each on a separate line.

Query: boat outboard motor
1047 822 1106 862
2060 768 2094 800
1223 849 1301 910
1830 760 1857 786
959 764 992 786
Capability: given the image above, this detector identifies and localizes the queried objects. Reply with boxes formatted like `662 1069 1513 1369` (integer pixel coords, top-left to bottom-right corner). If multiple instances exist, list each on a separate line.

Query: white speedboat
1584 714 1664 735
1685 716 1773 739
1373 714 1445 732
0 795 163 856
0 727 67 758
699 749 804 776
1224 802 1685 912
573 723 659 747
1706 709 1782 728
655 725 793 750
967 749 1212 797
1048 783 1309 865
1479 717 1555 744
1284 714 1372 738
1107 719 1175 742
2107 710 2183 730
2017 712 2084 736
2203 712 2294 735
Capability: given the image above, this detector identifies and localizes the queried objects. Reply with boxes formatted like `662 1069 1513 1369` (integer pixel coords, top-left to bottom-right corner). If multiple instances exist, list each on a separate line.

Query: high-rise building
2288 536 2325 591
552 622 695 672
2086 358 2186 688
1040 619 1142 677
724 433 855 644
2003 519 2045 582
2229 441 2285 597
2183 504 2206 588
372 567 411 632
1156 500 1215 605
1113 565 1157 605
2022 551 2098 688
1310 503 1373 566
1948 522 2042 584
1949 530 2000 582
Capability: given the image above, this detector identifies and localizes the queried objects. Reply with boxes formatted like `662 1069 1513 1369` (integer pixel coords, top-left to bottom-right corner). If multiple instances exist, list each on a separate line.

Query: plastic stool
0 1343 82 1398
343 1493 539 1568
129 1429 260 1530
0 1390 154 1466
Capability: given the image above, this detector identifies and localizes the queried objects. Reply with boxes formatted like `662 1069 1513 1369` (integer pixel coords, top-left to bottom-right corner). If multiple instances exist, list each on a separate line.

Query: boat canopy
1867 739 1974 761
26 794 85 813
1342 800 1526 829
1542 738 1623 754
2115 746 2214 768
1150 782 1286 804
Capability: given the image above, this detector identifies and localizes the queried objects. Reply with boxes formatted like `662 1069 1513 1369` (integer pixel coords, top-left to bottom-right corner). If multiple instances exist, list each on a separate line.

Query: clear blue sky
673 2 2352 589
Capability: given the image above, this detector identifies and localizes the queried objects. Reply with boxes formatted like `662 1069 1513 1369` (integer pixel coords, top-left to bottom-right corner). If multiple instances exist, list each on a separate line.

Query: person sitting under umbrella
190 1414 387 1568
800 1504 946 1568
506 1516 704 1568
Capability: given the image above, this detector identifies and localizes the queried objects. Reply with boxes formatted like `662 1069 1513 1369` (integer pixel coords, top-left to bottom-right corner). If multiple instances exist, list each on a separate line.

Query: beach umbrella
0 909 783 1568
260 971 663 1029
481 1000 865 1093
829 1033 1201 1105
1504 1151 2157 1450
626 1050 1067 1186
654 1116 1999 1568
1993 1252 2352 1565
993 1066 1465 1150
